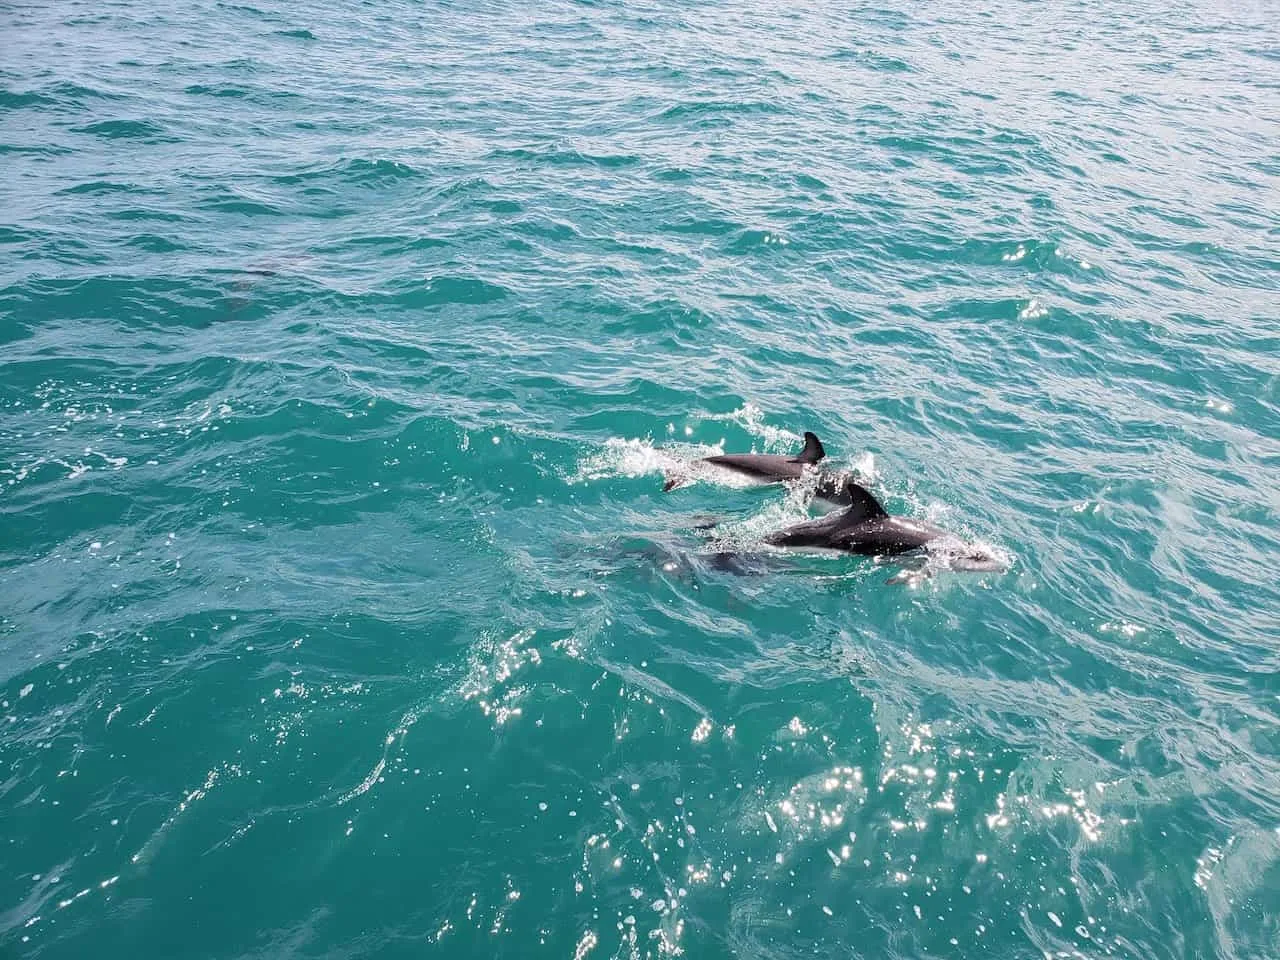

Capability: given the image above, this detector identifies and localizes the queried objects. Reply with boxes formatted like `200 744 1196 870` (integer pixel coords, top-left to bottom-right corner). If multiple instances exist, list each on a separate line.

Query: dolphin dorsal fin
838 481 889 525
789 431 826 464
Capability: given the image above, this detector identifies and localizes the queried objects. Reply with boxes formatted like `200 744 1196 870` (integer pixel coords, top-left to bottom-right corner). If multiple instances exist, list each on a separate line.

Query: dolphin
763 479 1004 571
663 431 855 504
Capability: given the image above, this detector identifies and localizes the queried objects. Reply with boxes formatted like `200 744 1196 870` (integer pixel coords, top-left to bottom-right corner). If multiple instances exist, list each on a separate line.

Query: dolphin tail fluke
790 431 826 464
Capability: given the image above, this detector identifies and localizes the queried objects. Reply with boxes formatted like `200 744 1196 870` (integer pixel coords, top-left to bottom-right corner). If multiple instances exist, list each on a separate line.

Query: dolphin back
702 453 805 479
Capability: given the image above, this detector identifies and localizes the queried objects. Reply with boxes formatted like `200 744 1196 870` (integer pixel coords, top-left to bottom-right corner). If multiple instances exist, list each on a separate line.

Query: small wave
197 190 283 217
727 228 793 253
653 166 695 182
56 180 146 196
273 157 426 188
1243 45 1280 63
184 83 249 98
0 143 73 157
605 298 710 335
310 233 451 257
929 296 1044 322
656 100 784 122
875 134 951 157
488 146 642 169
511 216 582 242
337 704 425 804
660 216 742 237
0 89 56 110
0 225 43 245
406 236 451 251
393 275 509 308
184 83 302 104
126 234 189 253
827 49 914 72
792 172 829 192
2 81 124 112
106 207 191 223
948 237 1097 274
435 175 492 199
2 274 255 329
72 119 172 141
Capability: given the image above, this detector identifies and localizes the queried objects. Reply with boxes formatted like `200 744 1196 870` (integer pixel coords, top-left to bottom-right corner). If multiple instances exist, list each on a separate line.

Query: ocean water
2 0 1279 957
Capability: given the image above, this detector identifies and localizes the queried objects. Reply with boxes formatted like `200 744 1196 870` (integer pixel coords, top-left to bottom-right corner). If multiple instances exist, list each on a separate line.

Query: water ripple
2 0 1279 958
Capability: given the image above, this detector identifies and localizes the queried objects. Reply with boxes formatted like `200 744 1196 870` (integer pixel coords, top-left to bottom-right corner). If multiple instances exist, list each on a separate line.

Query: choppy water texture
3 1 1279 957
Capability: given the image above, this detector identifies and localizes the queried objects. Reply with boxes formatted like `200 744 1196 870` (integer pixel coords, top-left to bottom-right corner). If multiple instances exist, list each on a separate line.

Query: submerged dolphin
764 479 1004 571
664 431 854 504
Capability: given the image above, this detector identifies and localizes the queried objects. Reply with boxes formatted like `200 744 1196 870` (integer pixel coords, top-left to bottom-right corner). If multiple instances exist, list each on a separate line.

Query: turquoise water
3 0 1279 957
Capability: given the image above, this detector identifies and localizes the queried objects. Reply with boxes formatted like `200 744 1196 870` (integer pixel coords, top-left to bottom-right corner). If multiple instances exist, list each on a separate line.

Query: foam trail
570 437 724 484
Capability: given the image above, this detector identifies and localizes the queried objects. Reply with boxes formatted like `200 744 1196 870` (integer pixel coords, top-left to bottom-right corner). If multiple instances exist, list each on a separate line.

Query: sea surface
2 1 1279 958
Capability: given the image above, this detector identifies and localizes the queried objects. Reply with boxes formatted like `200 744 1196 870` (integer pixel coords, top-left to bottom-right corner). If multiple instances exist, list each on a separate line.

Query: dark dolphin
764 479 1004 571
664 431 854 505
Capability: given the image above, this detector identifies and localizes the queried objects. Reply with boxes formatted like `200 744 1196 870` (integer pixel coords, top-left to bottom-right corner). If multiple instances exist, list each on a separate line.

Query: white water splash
569 437 720 484
572 929 598 960
719 402 800 453
338 706 425 804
